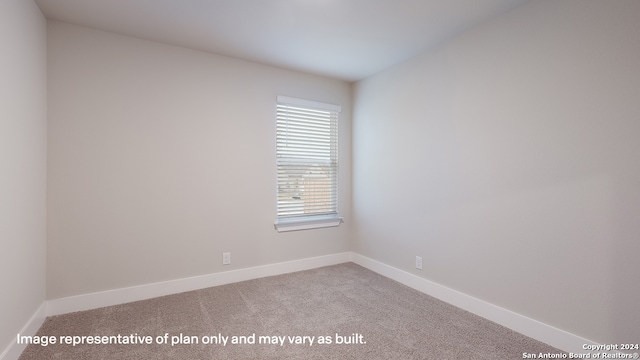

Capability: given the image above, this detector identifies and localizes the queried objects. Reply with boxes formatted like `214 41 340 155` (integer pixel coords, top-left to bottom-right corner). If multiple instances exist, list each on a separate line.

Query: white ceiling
35 0 528 82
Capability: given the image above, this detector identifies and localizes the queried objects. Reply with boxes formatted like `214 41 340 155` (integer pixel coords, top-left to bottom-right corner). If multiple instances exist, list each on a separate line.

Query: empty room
1 0 639 359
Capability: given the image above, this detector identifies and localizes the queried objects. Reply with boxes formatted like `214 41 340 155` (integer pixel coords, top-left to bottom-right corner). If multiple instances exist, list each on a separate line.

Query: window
274 96 342 232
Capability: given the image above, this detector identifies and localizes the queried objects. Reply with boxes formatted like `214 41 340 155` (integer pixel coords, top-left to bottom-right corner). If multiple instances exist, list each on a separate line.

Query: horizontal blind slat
276 98 339 218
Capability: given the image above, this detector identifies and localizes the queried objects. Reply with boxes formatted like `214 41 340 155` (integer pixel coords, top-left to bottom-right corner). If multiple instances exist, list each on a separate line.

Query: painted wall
352 0 640 344
47 22 352 300
0 0 47 354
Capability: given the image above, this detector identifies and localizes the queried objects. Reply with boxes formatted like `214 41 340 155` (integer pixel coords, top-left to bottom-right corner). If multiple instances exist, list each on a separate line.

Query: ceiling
35 0 528 82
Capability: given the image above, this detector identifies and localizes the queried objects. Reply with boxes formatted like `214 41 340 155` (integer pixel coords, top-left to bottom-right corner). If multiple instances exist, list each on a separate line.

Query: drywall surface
47 21 352 300
0 0 47 354
352 0 639 344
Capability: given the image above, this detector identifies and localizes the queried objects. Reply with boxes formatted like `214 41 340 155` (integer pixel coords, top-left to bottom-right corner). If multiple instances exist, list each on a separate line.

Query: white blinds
276 96 340 219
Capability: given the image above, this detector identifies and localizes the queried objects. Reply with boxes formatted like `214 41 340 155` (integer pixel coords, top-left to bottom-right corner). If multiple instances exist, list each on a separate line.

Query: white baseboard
351 253 597 354
7 252 601 359
47 252 352 316
0 302 47 360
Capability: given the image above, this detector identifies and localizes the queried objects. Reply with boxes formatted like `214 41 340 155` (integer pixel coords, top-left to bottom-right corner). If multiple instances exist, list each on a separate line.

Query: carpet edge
47 252 352 316
351 252 598 354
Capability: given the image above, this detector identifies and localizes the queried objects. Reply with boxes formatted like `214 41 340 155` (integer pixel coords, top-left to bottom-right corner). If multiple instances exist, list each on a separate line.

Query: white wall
47 21 352 300
353 0 640 344
0 0 47 354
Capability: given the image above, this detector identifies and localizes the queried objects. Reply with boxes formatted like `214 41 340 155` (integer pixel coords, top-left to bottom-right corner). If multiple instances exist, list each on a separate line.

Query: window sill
274 215 343 232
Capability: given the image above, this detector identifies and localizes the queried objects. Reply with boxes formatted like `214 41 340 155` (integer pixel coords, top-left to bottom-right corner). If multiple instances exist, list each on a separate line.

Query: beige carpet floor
19 263 564 359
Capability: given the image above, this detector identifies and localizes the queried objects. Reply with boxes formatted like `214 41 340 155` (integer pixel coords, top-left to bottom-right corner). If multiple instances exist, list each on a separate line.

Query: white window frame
274 96 342 232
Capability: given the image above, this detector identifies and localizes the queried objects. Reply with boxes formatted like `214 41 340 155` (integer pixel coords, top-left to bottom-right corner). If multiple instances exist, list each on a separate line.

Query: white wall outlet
222 252 231 265
415 256 423 270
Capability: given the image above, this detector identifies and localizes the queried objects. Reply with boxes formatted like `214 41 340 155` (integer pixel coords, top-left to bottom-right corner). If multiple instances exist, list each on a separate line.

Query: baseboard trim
0 302 47 360
351 253 597 354
9 252 600 358
47 252 352 316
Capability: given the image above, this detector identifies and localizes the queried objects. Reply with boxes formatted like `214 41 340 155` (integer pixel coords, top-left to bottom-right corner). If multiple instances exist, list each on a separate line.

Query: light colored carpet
19 263 564 359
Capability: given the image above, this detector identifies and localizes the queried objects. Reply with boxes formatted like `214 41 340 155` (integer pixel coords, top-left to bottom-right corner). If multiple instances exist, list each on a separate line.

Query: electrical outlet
415 256 423 270
223 252 231 265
